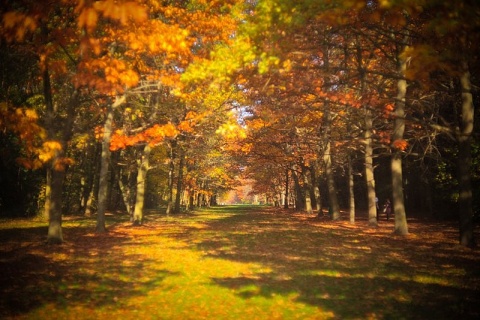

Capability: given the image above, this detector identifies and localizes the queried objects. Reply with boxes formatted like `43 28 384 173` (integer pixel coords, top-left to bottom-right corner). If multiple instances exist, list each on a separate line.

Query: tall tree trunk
166 140 176 215
86 142 102 216
392 49 408 236
303 166 313 214
174 148 185 213
46 167 65 243
324 140 340 220
457 59 475 247
117 174 133 218
323 104 340 220
348 153 355 224
284 168 289 209
96 95 125 233
42 64 64 243
188 189 195 210
291 169 304 210
81 142 100 216
132 144 151 225
355 38 376 226
365 108 377 226
314 184 322 212
311 167 321 212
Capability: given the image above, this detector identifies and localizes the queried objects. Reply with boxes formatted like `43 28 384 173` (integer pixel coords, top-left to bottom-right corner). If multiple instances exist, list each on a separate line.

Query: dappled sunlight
1 206 479 319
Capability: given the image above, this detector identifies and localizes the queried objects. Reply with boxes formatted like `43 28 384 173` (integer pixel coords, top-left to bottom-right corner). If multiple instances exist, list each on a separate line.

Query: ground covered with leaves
1 206 479 319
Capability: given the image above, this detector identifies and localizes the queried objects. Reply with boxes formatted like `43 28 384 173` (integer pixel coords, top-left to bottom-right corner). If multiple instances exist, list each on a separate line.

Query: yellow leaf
78 7 98 33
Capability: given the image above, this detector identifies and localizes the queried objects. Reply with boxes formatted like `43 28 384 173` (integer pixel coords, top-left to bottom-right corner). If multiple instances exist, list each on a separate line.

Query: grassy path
1 205 479 319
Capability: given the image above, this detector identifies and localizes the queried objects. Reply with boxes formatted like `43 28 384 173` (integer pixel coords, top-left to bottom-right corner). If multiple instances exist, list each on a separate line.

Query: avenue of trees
1 0 479 247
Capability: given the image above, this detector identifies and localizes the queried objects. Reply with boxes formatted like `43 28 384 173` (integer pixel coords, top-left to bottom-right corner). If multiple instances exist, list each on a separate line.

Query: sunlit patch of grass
1 205 480 319
413 274 452 286
301 269 345 278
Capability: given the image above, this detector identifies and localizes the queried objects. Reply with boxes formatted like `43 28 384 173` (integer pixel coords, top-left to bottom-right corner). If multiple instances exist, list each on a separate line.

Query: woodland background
0 0 479 247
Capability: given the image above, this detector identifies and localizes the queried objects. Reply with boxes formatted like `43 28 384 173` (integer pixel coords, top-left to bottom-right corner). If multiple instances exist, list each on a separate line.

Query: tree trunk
96 95 126 233
166 140 176 215
42 64 64 243
314 184 321 212
81 142 100 216
291 169 304 210
303 166 313 214
457 60 475 247
46 167 65 243
188 189 195 210
86 142 102 217
117 174 133 218
365 108 378 226
322 103 340 220
311 166 322 213
132 144 151 225
284 168 289 209
174 148 185 213
348 153 355 224
392 49 408 236
324 140 340 220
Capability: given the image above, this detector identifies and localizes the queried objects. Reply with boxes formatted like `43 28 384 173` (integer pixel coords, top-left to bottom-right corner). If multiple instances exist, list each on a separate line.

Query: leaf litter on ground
1 205 479 319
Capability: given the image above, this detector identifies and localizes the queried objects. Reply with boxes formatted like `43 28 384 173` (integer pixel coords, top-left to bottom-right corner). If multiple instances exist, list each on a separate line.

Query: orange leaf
392 139 408 151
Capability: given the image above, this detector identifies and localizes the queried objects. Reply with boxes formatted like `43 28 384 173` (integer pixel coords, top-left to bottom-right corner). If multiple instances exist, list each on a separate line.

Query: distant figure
375 197 379 220
383 199 392 221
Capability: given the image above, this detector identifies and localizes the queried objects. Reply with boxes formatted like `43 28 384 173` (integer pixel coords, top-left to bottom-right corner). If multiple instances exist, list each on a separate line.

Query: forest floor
1 205 479 319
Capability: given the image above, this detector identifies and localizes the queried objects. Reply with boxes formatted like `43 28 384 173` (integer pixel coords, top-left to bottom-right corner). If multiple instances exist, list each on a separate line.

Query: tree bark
42 64 64 243
365 108 378 226
391 48 408 236
188 189 195 210
46 167 65 243
324 140 340 220
96 95 125 233
322 104 340 220
174 148 185 213
457 60 475 247
311 167 322 212
166 140 176 215
348 153 355 224
303 165 313 214
284 168 289 209
132 144 151 225
291 168 304 210
80 142 100 216
117 173 133 218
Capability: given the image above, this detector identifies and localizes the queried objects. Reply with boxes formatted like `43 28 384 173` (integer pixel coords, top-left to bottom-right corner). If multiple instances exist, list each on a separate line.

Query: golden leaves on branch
74 57 139 94
77 7 98 33
76 0 147 33
1 11 38 42
109 123 178 151
0 103 74 170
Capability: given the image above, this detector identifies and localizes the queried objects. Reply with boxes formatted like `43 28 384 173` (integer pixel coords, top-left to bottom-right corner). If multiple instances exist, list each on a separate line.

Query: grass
1 205 479 319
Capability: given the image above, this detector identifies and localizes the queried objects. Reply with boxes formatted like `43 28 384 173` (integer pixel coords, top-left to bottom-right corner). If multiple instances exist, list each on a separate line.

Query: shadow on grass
1 206 479 319
0 223 174 318
177 206 480 319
